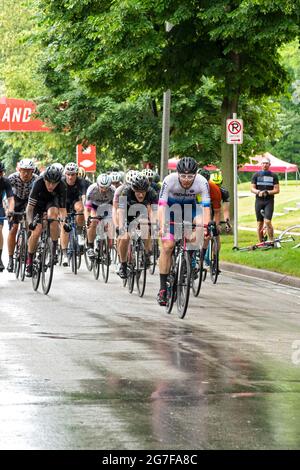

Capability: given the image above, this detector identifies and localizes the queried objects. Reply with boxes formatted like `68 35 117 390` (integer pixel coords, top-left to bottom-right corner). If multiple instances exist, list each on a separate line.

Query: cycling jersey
196 180 221 210
113 183 127 206
85 183 115 208
220 187 230 203
62 176 87 211
28 176 67 213
118 186 157 210
8 172 37 201
251 171 279 200
159 173 210 207
0 177 14 207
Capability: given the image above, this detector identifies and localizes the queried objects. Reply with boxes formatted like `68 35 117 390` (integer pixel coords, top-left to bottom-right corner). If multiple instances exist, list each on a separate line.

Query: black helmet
177 157 198 174
200 169 210 181
44 164 62 183
131 174 150 192
0 162 5 172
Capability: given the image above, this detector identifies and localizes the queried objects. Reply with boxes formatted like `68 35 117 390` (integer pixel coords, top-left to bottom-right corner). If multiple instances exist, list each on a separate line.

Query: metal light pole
160 89 171 179
160 22 174 179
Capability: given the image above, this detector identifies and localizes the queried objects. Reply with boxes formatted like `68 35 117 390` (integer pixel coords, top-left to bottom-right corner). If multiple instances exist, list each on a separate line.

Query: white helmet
125 170 139 184
52 162 64 175
118 170 125 182
65 162 78 174
97 173 112 188
141 168 154 178
110 171 121 183
18 159 35 170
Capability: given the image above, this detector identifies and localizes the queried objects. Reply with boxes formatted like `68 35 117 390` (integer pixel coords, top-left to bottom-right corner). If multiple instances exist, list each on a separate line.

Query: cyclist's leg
263 199 275 241
255 199 265 242
26 220 43 276
60 203 71 264
74 200 85 228
7 220 18 271
118 231 130 278
86 206 98 256
0 208 4 271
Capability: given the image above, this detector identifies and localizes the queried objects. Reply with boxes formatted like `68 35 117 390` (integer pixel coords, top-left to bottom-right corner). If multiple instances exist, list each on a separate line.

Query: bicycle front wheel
14 230 22 280
70 234 78 275
41 239 55 295
136 244 147 297
278 225 300 248
191 250 203 297
93 243 101 280
32 253 41 291
176 251 191 319
210 237 219 284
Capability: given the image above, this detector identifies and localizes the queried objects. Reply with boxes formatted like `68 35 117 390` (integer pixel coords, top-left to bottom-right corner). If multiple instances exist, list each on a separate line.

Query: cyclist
7 159 37 272
78 166 93 192
25 165 67 277
199 169 222 265
60 162 86 266
141 168 160 199
157 157 211 306
250 156 280 242
110 171 123 189
84 173 115 258
0 162 15 272
210 171 231 228
112 170 138 230
117 173 156 279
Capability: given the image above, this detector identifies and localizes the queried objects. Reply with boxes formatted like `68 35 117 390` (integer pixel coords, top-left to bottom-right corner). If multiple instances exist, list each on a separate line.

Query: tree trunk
221 95 239 220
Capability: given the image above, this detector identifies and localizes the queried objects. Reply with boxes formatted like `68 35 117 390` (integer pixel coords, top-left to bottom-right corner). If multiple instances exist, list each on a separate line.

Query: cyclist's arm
6 195 15 214
268 183 280 196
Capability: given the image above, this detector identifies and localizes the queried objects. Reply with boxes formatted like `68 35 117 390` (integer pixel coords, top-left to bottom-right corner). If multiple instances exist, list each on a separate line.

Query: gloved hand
28 222 36 231
63 223 72 233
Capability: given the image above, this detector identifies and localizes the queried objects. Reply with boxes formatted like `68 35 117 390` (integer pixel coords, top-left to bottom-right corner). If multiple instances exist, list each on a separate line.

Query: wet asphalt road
0 256 300 450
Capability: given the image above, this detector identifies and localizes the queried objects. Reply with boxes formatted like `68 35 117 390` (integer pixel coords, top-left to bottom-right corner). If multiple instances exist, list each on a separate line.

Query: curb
220 262 300 289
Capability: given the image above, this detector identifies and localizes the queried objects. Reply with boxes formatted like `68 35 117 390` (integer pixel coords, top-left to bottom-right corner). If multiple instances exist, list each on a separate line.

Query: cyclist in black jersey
60 162 86 266
117 174 156 279
0 162 15 272
25 165 67 277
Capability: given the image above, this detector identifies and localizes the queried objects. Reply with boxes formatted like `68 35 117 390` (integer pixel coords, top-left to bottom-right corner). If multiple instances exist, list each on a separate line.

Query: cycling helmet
78 167 86 178
210 171 223 186
64 162 78 174
52 162 64 174
118 170 125 182
125 169 139 184
177 157 198 174
200 169 210 181
141 168 154 178
153 173 160 184
110 171 121 184
44 164 62 183
131 174 150 192
0 162 5 172
18 159 35 170
97 173 112 188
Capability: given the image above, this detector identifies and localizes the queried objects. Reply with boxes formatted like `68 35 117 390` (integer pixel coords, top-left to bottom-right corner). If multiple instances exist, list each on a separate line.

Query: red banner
0 97 50 132
76 144 97 172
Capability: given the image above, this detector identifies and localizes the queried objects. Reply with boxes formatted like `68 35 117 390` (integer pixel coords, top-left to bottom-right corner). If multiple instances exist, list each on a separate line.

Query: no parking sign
226 118 243 144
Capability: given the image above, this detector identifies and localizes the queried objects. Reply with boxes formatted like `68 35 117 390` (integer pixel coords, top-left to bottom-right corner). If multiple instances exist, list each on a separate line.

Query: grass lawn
221 181 300 277
238 180 300 231
221 231 300 278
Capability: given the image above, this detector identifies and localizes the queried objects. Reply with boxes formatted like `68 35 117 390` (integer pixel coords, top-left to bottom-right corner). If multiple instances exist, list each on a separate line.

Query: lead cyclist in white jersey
157 157 211 306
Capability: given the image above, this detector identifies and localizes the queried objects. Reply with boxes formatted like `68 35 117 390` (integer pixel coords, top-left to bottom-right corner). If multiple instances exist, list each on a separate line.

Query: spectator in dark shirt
251 155 280 242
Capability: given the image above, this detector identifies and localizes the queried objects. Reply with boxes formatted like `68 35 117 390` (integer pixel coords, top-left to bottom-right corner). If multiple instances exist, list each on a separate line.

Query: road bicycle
65 211 83 275
165 221 201 319
13 211 28 281
89 216 111 283
278 224 300 249
31 217 60 295
124 224 148 297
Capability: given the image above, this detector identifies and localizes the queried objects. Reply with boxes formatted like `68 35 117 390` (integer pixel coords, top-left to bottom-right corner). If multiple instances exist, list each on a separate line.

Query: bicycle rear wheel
93 242 101 280
101 237 110 283
149 239 158 275
70 234 78 275
41 239 55 295
19 230 28 282
176 251 191 319
191 250 203 297
14 231 22 279
210 237 219 284
136 244 147 297
278 225 300 248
